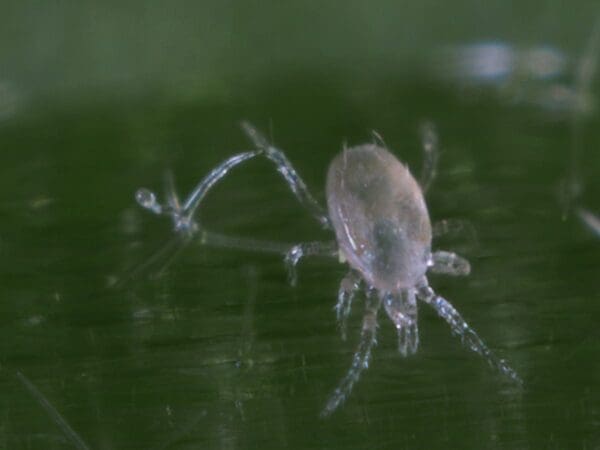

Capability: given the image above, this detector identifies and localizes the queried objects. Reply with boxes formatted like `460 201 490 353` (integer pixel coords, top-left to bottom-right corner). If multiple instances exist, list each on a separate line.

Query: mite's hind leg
284 240 338 286
321 289 382 417
382 290 419 356
335 270 362 340
416 277 522 384
419 121 439 194
429 250 471 276
241 121 332 229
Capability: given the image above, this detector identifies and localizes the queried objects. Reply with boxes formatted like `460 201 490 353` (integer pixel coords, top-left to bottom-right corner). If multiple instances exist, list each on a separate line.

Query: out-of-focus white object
438 42 567 85
431 40 594 115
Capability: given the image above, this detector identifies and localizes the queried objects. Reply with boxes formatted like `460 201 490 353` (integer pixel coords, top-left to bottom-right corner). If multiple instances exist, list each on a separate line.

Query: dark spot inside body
372 218 405 279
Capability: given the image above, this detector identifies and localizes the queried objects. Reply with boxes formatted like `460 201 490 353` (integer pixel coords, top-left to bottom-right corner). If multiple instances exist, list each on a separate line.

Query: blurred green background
1 1 600 449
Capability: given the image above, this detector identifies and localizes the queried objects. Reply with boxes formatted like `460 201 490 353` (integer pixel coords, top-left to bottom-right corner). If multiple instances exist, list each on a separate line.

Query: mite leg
136 151 260 236
321 290 382 417
200 232 339 284
416 277 522 384
335 270 362 340
241 121 332 229
284 240 338 286
137 123 332 245
119 230 328 287
429 250 471 276
382 289 419 356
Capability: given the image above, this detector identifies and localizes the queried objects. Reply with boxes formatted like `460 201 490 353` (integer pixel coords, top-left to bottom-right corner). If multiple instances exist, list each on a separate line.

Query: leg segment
137 122 333 235
335 270 362 340
416 277 522 384
135 125 335 285
241 121 332 229
382 290 419 356
136 151 260 236
321 290 382 417
428 250 471 276
135 151 336 285
199 230 291 254
419 121 439 194
201 233 339 283
284 241 338 286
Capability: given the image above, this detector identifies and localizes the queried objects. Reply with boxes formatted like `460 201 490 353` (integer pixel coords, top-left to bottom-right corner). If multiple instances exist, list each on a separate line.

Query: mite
135 122 521 416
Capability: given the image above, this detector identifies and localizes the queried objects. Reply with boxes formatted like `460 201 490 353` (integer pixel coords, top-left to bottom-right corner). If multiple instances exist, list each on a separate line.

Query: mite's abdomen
326 144 432 291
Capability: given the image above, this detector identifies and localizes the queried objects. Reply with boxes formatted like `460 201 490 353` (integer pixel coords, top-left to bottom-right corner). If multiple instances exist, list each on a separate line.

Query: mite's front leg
241 121 332 229
136 151 260 235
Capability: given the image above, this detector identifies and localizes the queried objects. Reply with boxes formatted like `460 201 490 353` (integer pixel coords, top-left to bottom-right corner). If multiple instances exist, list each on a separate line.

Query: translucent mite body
135 122 521 417
327 145 432 291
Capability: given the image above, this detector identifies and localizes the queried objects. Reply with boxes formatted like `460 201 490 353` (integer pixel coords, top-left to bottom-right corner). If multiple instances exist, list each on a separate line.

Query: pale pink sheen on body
326 144 432 292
